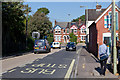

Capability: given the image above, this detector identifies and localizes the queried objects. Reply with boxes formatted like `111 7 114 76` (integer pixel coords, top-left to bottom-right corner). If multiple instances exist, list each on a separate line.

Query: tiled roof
85 9 106 21
56 22 68 28
54 21 85 29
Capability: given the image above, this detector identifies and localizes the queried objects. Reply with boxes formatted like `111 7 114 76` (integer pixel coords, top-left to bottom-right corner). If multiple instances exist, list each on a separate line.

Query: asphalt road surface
2 46 81 79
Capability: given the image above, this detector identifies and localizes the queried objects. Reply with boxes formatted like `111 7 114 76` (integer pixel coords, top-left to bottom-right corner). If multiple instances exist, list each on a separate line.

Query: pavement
75 45 119 79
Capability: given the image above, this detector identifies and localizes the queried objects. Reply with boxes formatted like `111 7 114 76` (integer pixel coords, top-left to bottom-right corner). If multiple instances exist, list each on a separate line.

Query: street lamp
80 6 88 44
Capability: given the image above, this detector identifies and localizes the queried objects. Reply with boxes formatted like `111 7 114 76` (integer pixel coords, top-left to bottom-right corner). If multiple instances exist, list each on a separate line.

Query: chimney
79 18 81 26
55 20 57 26
96 3 102 11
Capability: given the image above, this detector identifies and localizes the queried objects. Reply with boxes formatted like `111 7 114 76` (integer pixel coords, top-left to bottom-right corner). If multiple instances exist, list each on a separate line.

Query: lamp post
80 6 88 44
112 0 117 74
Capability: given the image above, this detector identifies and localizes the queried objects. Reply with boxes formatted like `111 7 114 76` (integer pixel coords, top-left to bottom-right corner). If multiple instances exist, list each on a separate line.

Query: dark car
66 42 76 51
34 39 51 54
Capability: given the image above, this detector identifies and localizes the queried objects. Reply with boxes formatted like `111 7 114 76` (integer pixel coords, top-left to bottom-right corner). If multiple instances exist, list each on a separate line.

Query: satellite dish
32 32 40 39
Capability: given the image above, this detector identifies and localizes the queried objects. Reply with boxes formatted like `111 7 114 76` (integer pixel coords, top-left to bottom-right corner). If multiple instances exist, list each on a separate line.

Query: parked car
34 39 51 54
52 42 61 49
66 42 76 51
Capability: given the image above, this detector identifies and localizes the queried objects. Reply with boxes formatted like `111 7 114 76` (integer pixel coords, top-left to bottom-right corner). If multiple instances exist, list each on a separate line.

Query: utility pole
112 0 117 74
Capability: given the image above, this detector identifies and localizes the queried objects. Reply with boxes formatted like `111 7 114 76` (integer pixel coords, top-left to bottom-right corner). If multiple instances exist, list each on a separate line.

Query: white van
52 42 61 49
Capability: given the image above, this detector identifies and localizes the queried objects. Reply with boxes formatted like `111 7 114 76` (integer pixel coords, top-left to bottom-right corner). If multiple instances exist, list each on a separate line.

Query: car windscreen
67 42 75 46
35 40 45 47
54 42 59 45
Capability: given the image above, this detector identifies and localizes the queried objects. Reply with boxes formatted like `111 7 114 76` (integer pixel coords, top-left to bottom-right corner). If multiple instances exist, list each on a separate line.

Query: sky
23 2 120 27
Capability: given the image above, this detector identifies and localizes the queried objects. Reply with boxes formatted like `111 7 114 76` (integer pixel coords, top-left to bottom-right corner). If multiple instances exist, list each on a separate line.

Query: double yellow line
64 59 75 79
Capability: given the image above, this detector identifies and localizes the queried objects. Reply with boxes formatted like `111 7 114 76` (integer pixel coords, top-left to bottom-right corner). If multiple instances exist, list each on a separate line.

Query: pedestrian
99 40 110 76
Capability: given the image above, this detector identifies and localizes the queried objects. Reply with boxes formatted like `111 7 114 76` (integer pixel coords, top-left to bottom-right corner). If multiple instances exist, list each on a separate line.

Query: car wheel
59 47 61 49
66 49 68 51
74 49 76 51
34 52 36 54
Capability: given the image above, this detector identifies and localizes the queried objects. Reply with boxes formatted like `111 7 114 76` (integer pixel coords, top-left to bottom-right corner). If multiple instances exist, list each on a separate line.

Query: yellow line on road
64 59 75 79
8 69 16 73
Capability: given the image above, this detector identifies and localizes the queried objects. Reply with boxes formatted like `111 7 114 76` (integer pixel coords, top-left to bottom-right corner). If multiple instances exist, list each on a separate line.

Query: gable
54 25 61 29
95 4 120 23
79 25 86 29
70 25 78 29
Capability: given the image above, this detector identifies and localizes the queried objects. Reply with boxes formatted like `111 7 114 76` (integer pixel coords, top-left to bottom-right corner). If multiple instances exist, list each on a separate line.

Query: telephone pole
112 0 117 74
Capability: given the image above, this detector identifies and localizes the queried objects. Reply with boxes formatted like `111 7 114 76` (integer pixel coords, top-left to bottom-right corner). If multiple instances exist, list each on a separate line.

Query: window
55 31 57 34
81 36 85 41
55 36 57 41
64 29 65 34
59 36 61 41
81 28 86 33
104 11 118 30
67 29 69 33
58 31 61 34
74 29 77 33
55 36 61 41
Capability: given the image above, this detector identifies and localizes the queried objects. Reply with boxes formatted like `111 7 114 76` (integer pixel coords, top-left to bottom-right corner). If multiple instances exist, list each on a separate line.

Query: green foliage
28 7 52 39
47 33 54 44
27 36 35 50
38 8 50 15
72 15 85 22
47 37 54 44
2 2 33 56
69 33 77 43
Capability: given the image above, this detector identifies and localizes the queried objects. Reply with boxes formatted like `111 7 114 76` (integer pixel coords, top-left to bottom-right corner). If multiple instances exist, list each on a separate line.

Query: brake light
45 46 46 49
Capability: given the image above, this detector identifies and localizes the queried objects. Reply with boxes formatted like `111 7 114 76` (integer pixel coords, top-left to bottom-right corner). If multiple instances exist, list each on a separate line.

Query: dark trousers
100 59 107 75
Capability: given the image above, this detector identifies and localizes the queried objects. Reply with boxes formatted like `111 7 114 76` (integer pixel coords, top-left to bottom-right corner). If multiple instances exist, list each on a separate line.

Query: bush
27 36 35 50
47 37 54 44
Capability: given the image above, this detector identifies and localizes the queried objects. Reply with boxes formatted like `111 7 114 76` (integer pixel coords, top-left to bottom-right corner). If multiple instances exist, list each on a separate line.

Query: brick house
88 4 120 57
53 20 86 43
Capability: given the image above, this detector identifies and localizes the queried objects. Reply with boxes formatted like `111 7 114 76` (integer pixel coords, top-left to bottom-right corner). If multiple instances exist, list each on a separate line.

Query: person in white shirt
99 40 109 76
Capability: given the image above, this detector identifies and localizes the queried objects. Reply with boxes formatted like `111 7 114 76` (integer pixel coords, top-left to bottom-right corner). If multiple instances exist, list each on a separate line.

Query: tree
72 15 85 22
28 7 52 39
37 7 50 15
2 2 29 56
69 33 77 43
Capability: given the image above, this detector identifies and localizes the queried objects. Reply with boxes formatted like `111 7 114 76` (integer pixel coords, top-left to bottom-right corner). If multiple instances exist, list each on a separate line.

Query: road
1 44 82 79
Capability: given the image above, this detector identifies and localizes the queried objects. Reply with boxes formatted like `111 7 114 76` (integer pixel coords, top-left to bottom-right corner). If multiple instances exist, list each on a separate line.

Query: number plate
69 47 72 49
35 47 39 49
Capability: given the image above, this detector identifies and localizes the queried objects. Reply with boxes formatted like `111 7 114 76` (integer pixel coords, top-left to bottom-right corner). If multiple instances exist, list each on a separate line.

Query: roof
55 22 68 28
85 9 106 21
86 3 120 23
54 21 85 29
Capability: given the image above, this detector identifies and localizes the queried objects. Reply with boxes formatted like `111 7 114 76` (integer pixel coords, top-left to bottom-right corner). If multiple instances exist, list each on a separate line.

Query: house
88 3 120 57
53 19 86 43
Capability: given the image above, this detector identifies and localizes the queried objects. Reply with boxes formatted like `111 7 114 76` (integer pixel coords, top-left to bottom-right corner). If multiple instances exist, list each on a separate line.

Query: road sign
32 32 40 39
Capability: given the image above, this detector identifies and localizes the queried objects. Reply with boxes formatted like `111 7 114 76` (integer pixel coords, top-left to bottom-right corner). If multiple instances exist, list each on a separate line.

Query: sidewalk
76 46 119 78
